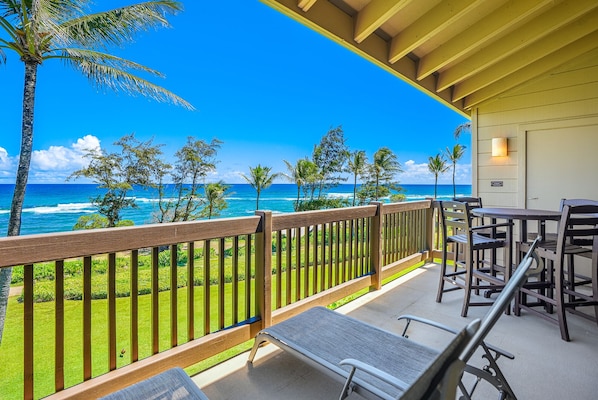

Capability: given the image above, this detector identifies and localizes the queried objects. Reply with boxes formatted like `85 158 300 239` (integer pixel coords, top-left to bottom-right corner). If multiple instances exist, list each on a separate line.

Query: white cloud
0 135 102 183
0 147 16 181
400 159 471 184
0 147 13 168
72 135 101 154
32 134 100 171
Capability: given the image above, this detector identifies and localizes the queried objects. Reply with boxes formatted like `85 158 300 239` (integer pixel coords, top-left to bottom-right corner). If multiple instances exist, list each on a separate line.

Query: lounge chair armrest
397 314 459 337
339 358 408 399
399 315 514 360
482 342 515 360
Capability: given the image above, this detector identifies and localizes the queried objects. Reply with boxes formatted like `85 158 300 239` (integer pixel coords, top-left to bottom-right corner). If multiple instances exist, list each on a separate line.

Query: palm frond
53 47 164 75
0 0 22 19
59 48 193 110
57 1 182 49
32 0 87 43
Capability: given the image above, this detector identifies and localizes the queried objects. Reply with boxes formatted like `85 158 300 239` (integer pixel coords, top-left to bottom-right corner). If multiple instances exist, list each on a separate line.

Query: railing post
255 210 273 329
370 201 383 290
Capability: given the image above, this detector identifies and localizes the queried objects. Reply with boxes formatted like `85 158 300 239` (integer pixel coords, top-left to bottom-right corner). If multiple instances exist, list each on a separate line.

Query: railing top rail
271 205 377 231
380 200 432 215
0 216 261 268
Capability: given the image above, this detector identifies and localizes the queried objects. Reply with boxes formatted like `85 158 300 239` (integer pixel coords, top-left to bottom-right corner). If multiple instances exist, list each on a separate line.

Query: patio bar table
471 207 562 274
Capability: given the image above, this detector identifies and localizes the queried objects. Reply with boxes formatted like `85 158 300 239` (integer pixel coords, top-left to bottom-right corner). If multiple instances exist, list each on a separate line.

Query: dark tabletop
472 207 561 221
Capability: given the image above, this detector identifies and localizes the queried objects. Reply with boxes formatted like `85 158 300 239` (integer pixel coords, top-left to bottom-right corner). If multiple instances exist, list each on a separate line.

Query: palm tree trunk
0 61 38 344
352 175 357 206
452 164 457 198
295 185 300 212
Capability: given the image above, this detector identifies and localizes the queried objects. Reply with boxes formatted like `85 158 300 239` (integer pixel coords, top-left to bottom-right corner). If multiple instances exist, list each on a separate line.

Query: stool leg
436 240 449 303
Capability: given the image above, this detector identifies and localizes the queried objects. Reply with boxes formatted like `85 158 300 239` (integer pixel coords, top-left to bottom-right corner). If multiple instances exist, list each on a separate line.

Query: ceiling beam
298 0 318 12
437 0 598 92
354 0 412 43
416 0 553 80
453 7 598 101
463 30 598 109
388 0 479 64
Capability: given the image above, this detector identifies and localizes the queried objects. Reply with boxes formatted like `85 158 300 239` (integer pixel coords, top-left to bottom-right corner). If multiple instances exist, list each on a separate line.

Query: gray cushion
99 367 209 400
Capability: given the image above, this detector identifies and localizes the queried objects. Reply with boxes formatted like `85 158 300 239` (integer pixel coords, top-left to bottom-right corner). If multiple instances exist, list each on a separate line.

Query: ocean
0 184 471 236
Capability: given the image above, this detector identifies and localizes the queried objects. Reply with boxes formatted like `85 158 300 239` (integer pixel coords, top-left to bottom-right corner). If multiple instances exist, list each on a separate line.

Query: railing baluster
295 228 301 302
218 238 225 330
170 245 178 347
312 224 318 295
55 260 64 392
275 231 282 309
327 222 332 290
131 250 139 362
108 253 117 371
334 221 340 286
204 239 211 335
24 264 34 400
151 248 159 354
232 237 239 325
83 256 92 380
303 225 309 298
360 218 365 276
285 229 292 306
245 235 251 321
404 212 408 257
187 242 195 341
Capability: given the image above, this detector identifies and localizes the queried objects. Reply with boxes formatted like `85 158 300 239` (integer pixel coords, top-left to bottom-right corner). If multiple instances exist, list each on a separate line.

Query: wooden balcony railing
0 200 434 399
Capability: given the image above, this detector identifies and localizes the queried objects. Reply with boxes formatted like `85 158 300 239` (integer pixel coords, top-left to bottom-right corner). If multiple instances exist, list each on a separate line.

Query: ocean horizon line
0 182 472 186
0 183 472 235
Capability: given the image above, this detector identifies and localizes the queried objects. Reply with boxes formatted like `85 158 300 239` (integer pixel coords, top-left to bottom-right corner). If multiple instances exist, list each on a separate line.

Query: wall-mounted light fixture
491 137 507 157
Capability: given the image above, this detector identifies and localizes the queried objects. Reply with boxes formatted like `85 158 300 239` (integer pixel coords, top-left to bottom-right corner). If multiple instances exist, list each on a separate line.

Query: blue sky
0 1 470 185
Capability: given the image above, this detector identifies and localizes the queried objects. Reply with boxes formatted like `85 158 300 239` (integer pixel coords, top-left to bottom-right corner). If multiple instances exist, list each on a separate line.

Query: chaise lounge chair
248 238 542 400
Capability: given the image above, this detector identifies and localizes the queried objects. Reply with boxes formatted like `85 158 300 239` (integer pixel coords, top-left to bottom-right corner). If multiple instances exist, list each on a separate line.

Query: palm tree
428 153 449 199
370 147 402 201
241 164 280 210
445 144 467 198
283 159 304 207
201 182 230 220
0 0 190 344
346 150 367 206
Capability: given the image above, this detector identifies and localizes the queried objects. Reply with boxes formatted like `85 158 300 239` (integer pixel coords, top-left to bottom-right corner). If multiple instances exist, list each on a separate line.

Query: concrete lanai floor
192 263 598 399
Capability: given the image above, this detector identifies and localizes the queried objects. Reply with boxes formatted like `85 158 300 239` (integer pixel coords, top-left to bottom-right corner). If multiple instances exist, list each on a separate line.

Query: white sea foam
327 192 353 199
134 197 171 203
25 203 95 214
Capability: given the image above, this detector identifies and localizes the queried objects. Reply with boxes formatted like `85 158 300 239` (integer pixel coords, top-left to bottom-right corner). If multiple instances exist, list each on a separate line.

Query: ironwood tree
155 137 222 222
69 134 166 227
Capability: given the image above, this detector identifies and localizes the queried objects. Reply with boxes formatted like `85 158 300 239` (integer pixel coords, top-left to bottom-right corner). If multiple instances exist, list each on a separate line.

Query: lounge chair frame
248 237 541 400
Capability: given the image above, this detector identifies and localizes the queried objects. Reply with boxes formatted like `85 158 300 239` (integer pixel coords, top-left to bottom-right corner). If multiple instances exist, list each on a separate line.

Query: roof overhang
261 0 598 118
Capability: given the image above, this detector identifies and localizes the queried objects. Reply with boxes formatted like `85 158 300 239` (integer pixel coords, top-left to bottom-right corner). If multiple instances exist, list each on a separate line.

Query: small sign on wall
491 181 504 187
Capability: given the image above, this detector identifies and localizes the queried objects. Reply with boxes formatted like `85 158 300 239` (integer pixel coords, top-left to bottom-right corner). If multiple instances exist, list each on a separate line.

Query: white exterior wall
473 48 598 209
